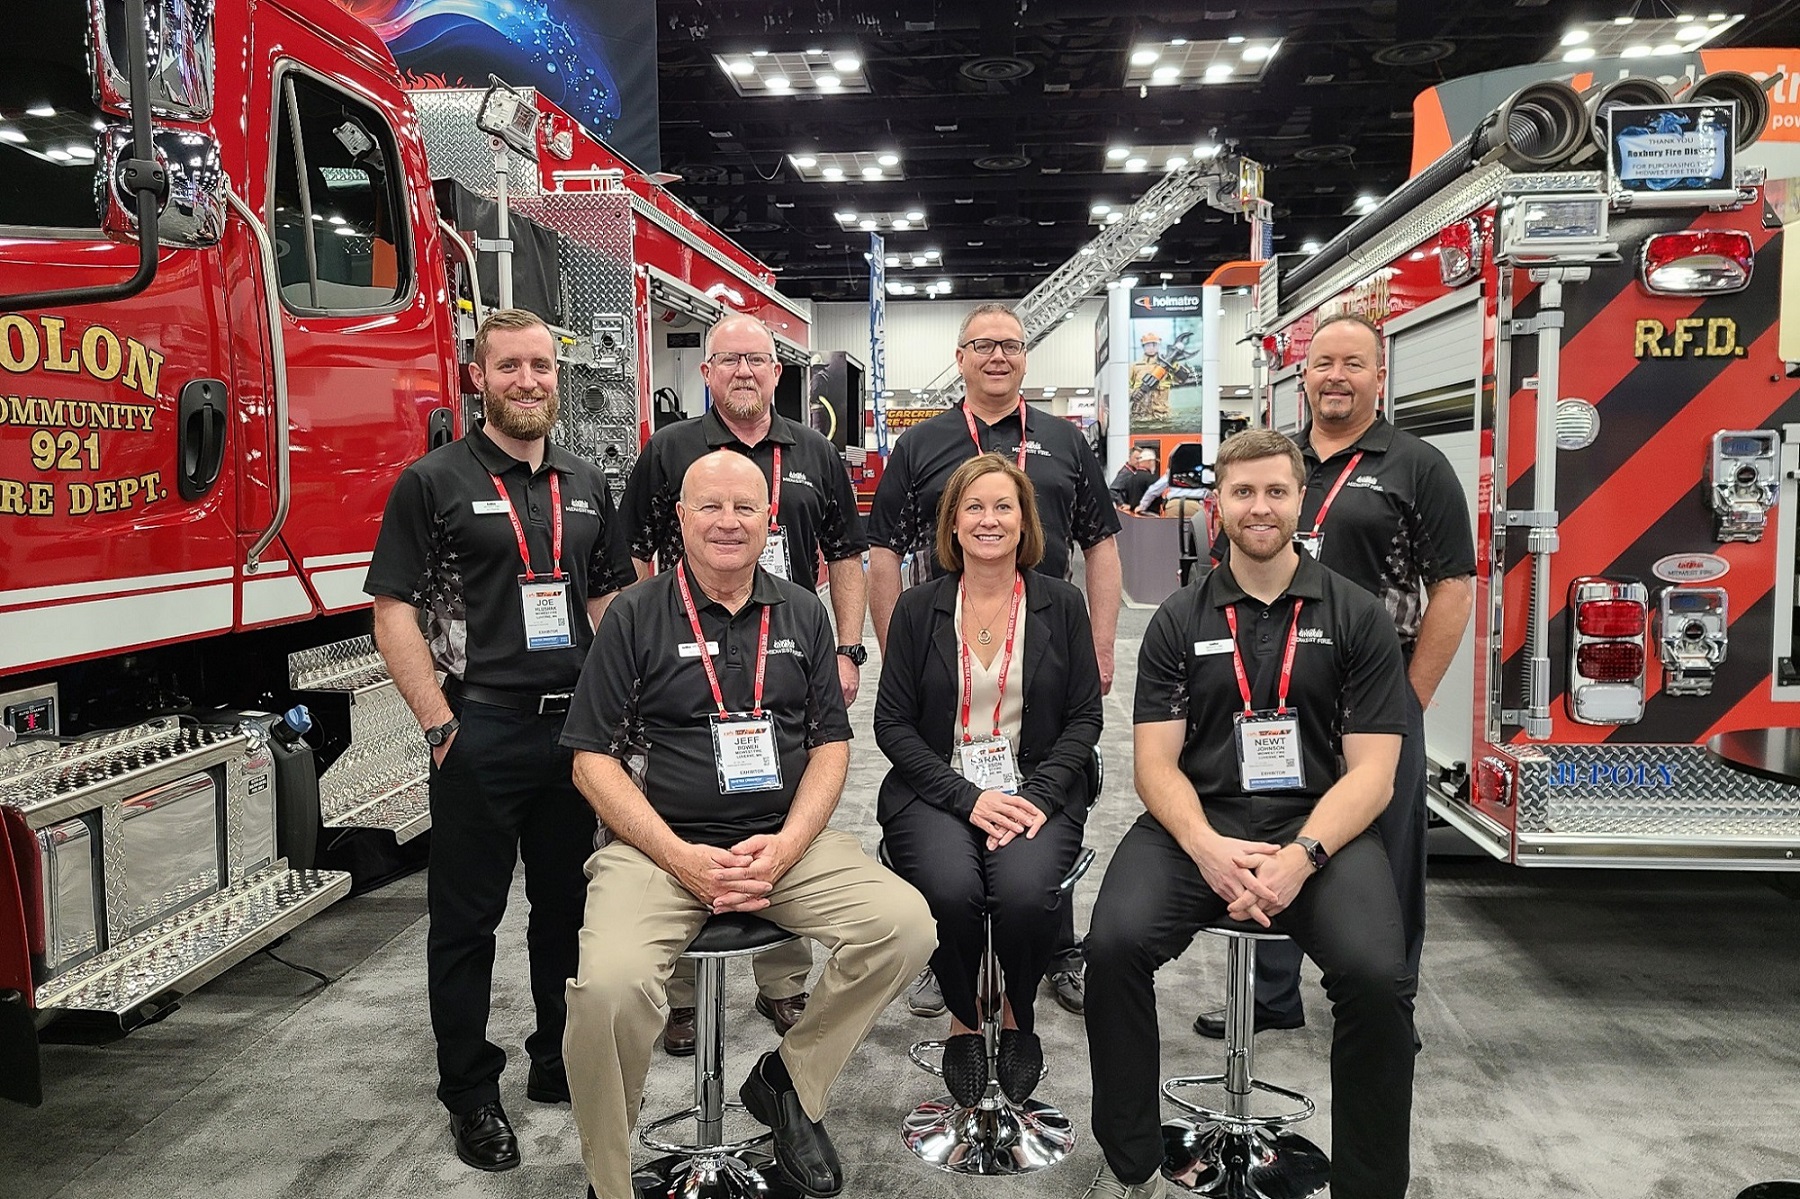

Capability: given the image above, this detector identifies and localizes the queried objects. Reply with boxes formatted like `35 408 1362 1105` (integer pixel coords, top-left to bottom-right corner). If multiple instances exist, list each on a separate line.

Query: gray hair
957 302 1024 344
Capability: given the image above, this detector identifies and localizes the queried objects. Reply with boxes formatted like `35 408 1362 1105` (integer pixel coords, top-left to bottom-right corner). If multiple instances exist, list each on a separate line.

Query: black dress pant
427 699 596 1115
1086 809 1415 1199
882 799 1083 1034
1249 687 1426 1022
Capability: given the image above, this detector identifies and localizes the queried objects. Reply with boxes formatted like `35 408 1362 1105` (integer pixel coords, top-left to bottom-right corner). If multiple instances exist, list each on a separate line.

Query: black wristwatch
424 716 460 747
836 644 868 667
1293 835 1329 872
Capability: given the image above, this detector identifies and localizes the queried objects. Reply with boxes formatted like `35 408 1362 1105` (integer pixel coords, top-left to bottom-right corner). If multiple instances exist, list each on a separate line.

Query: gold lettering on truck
0 314 165 400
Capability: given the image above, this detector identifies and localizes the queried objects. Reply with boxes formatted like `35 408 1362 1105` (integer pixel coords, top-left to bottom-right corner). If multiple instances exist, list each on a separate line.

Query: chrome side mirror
100 126 224 247
89 0 215 120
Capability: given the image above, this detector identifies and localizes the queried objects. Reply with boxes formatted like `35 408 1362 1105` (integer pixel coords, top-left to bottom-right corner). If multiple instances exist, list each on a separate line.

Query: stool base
900 1095 1076 1175
634 1149 806 1199
1160 1119 1330 1198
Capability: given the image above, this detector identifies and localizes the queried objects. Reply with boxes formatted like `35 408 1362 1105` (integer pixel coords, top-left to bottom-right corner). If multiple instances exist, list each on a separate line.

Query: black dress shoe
451 1101 520 1172
996 1029 1043 1105
739 1051 843 1197
1191 1007 1305 1040
527 1060 570 1104
941 1033 988 1107
663 1007 697 1057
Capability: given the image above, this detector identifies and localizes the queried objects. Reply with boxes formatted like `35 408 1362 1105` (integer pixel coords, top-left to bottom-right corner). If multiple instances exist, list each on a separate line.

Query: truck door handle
177 379 228 500
428 406 454 450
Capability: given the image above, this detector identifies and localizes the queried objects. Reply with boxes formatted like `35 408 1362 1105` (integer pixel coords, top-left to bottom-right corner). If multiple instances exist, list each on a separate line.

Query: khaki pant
564 828 937 1199
666 937 812 1008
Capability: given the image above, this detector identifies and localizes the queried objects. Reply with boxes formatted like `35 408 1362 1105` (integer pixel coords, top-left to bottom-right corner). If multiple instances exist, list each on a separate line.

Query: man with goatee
367 308 633 1173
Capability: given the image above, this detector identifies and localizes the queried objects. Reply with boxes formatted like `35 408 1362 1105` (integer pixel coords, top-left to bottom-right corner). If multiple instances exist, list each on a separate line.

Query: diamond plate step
36 867 350 1025
291 637 432 841
323 776 430 844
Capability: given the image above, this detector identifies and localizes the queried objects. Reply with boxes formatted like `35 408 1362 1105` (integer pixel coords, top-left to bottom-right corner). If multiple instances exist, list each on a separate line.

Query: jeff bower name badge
711 713 782 793
520 579 573 650
1235 710 1304 792
759 527 792 580
956 736 1018 793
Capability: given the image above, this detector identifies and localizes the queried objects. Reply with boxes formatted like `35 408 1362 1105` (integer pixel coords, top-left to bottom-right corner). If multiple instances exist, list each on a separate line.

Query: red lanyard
1307 451 1364 537
1222 599 1304 715
958 574 1025 741
962 399 1030 471
676 561 771 718
489 471 563 581
767 444 782 531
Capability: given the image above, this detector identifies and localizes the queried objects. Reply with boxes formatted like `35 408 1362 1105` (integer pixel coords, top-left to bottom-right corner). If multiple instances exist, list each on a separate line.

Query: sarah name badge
711 713 782 794
956 737 1018 793
1235 710 1304 792
520 578 573 650
1293 531 1324 559
759 526 792 580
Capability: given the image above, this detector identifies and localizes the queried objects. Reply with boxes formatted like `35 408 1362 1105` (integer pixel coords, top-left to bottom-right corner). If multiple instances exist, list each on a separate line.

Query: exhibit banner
1126 287 1206 434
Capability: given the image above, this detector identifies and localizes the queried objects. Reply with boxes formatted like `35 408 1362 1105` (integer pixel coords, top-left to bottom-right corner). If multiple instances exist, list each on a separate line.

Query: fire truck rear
0 0 808 1105
1259 60 1800 870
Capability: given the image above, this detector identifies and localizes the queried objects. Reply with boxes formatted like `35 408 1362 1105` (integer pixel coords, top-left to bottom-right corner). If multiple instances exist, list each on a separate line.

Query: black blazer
874 570 1104 825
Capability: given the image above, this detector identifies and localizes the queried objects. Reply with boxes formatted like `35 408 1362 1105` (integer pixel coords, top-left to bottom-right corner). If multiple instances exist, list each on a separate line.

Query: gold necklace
967 591 1011 646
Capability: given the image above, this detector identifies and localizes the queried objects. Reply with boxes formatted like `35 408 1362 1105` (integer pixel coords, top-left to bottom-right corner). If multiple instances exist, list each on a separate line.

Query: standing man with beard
366 308 633 1173
618 312 867 1054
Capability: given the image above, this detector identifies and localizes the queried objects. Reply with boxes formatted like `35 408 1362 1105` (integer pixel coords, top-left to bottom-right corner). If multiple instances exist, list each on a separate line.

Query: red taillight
1577 600 1647 638
1577 641 1645 682
1474 756 1514 809
1640 229 1753 295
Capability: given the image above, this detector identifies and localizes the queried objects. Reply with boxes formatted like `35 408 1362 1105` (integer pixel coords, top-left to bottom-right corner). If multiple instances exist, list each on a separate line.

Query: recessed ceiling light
834 55 861 72
1106 146 1129 160
877 152 900 166
885 255 899 266
1652 42 1682 53
925 249 941 259
1614 15 1636 23
793 154 817 167
1152 65 1180 82
862 166 883 179
835 210 856 221
0 129 25 143
727 60 753 76
1301 240 1322 254
1561 29 1590 45
892 219 910 230
1130 48 1160 66
45 148 70 161
1675 24 1712 39
1242 44 1276 62
823 166 844 179
25 105 55 117
766 76 791 91
911 255 928 266
1205 64 1233 80
1563 47 1596 61
905 209 925 221
1125 156 1147 170
807 46 825 55
1622 44 1652 56
1164 155 1187 170
860 218 877 230
817 75 841 89
1091 203 1111 214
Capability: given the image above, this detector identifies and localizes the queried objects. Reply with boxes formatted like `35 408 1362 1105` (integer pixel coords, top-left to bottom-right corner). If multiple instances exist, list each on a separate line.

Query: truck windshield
0 3 107 229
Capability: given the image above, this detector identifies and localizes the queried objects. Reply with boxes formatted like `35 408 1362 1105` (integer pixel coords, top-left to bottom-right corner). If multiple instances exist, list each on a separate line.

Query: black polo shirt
868 400 1120 579
1134 553 1408 803
1109 464 1156 511
560 562 854 847
365 422 632 691
1296 417 1475 648
617 407 867 594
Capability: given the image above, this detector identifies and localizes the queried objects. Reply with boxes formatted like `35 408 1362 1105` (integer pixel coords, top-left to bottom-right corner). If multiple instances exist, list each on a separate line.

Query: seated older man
559 450 936 1199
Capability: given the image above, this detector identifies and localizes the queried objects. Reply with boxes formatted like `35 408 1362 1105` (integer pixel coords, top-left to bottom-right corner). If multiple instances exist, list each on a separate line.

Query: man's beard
1226 512 1299 562
485 386 559 440
714 385 769 422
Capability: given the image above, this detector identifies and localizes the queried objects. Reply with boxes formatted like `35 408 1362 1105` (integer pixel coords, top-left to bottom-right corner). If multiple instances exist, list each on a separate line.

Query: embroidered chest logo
1294 628 1334 646
566 497 597 515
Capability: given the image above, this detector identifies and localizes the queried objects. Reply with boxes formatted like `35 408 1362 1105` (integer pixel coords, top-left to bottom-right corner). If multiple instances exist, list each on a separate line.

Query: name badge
472 499 510 514
712 713 783 793
760 526 792 580
1193 638 1234 656
1294 531 1324 559
956 737 1019 793
678 640 722 658
520 578 573 650
1235 710 1304 792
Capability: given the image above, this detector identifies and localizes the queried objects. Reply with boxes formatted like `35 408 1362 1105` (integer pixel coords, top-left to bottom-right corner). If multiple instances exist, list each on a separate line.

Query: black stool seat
1202 916 1291 941
683 914 796 958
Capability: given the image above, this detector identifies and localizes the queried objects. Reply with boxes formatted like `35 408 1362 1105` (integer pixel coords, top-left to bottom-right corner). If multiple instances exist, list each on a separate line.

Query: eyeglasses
959 337 1027 358
708 352 777 370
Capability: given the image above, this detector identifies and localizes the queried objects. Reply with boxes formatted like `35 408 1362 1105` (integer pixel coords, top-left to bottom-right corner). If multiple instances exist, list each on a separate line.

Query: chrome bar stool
637 913 803 1199
891 748 1104 1176
1160 919 1329 1199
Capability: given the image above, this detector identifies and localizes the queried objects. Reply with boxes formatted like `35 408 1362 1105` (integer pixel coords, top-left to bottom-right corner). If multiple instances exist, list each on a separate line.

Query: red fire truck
0 0 807 1104
1258 59 1800 870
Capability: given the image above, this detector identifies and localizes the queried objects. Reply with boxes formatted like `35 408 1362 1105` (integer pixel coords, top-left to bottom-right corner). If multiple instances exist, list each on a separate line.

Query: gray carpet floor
5 602 1799 1199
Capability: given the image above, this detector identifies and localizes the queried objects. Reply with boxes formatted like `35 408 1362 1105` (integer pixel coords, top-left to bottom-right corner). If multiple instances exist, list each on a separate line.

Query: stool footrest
1161 1075 1316 1129
639 1100 773 1156
908 1038 950 1078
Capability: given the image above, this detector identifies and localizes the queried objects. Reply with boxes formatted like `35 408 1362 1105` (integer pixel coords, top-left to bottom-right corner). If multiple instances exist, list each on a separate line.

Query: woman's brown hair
934 452 1045 573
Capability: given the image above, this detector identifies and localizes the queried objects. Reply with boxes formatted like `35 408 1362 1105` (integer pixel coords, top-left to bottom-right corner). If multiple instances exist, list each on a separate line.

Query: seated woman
874 452 1104 1107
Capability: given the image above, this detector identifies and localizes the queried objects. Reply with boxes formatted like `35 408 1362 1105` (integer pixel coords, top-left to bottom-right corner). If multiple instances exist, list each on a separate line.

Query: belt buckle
539 692 573 715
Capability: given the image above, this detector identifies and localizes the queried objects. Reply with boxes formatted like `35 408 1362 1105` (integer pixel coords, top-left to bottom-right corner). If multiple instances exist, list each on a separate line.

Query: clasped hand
675 833 797 914
969 790 1046 851
1193 836 1311 928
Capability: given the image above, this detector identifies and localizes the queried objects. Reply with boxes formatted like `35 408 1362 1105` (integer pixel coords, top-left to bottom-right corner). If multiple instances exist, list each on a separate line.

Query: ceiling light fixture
1130 48 1160 65
877 152 900 166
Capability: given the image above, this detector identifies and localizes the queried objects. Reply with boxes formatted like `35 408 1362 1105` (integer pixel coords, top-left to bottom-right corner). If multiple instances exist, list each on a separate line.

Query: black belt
448 680 574 715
